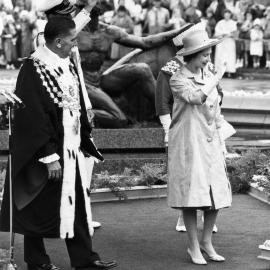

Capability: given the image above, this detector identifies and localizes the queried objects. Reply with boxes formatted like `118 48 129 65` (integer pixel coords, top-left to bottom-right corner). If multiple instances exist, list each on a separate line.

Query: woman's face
192 48 212 69
224 11 232 20
246 12 252 21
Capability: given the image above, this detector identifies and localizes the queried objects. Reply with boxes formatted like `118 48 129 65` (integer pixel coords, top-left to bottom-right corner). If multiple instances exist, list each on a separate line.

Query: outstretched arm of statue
115 24 193 49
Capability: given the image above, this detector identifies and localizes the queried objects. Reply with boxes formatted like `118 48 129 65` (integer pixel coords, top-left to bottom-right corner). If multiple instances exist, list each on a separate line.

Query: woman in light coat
168 29 232 265
214 9 237 76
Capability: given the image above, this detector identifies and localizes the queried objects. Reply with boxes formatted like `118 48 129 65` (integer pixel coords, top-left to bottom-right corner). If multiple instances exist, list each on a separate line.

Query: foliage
90 149 270 199
138 163 167 186
226 149 270 194
91 163 167 200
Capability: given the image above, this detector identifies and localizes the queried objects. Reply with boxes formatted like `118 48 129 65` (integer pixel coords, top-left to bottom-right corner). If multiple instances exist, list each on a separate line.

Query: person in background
2 14 17 69
156 23 221 233
19 10 35 58
234 0 254 24
169 8 186 30
250 18 264 68
215 9 237 77
262 7 270 69
223 0 239 18
144 0 170 34
209 0 226 22
168 29 232 265
0 8 4 66
197 0 212 17
239 9 253 67
130 0 144 36
184 0 202 24
111 5 133 33
110 5 134 59
203 8 216 38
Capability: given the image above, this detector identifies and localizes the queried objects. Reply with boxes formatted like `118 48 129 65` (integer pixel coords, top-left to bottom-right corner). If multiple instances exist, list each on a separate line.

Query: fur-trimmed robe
0 47 103 239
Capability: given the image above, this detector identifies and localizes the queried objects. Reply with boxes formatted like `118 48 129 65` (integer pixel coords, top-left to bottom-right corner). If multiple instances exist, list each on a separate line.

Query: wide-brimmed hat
177 29 222 56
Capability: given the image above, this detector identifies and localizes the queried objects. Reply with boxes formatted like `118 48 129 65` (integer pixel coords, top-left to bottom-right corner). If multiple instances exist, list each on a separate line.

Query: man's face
153 0 161 8
58 28 77 58
118 11 125 17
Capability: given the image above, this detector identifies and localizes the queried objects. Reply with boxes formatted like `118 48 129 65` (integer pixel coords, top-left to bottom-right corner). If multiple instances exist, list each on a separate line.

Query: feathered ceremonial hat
32 0 76 14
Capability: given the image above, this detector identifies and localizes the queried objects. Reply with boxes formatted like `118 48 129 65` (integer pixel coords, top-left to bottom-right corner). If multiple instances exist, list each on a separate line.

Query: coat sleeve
155 71 173 116
79 89 104 161
170 75 205 105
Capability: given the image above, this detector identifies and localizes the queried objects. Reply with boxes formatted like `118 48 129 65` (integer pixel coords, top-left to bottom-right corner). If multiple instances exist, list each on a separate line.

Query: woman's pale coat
168 65 232 209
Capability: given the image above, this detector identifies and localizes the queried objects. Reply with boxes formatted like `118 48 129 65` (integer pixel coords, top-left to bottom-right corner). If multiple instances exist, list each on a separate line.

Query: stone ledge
248 184 270 205
91 185 167 203
0 128 165 151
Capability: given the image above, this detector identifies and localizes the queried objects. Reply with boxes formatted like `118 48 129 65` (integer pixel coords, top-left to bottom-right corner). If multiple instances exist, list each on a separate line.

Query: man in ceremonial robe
0 16 117 270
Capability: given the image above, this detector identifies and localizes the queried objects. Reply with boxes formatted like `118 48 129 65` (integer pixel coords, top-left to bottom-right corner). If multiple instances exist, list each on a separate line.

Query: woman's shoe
175 216 186 232
187 248 207 265
200 245 225 262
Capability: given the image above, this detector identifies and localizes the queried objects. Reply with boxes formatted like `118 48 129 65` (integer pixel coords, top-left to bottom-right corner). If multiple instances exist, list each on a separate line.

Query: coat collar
181 65 205 85
31 45 70 70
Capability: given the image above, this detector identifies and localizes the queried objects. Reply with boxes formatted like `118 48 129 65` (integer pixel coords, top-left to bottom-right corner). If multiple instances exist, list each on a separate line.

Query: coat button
207 137 212 142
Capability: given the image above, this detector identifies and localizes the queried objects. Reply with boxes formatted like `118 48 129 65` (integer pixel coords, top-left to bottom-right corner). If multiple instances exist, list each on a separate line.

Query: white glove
159 114 171 146
216 61 227 80
221 140 227 157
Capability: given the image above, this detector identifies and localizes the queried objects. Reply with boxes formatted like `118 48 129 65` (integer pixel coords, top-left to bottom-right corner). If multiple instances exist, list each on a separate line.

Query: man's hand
46 161 62 181
87 109 95 123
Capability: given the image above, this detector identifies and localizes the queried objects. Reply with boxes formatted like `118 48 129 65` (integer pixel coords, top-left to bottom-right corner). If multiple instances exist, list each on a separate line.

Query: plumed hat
32 0 76 15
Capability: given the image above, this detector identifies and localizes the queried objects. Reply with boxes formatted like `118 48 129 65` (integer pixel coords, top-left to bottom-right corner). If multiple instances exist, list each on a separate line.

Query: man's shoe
28 263 61 270
76 260 117 270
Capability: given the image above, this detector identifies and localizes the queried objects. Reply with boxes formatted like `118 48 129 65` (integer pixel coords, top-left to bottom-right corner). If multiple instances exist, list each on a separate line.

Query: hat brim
177 38 223 56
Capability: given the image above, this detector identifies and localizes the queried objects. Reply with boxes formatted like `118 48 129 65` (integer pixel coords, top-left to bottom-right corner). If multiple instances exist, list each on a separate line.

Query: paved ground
1 195 270 270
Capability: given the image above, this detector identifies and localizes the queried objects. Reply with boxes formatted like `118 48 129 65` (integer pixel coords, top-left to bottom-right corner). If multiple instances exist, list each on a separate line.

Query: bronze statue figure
77 6 191 127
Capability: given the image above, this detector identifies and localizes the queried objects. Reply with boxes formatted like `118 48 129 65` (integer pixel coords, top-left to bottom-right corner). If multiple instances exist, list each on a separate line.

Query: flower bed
1 149 270 204
90 149 270 201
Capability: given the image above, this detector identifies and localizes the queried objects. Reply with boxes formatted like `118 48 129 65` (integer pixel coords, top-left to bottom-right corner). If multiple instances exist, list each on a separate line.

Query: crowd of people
0 0 270 72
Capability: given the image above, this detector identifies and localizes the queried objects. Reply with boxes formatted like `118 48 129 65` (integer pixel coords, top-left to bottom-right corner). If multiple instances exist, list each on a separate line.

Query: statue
76 5 191 127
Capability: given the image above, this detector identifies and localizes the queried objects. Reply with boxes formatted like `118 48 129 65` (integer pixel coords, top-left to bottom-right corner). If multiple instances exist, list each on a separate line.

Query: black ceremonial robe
0 58 103 237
